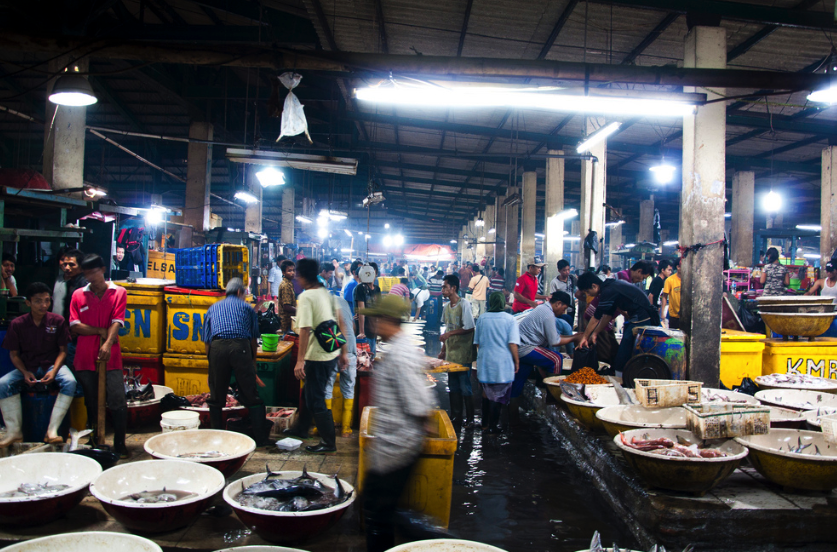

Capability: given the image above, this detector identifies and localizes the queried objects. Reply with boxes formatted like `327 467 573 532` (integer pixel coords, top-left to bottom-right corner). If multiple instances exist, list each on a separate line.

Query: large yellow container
115 279 172 354
69 396 87 431
762 338 837 381
720 329 766 388
165 292 224 354
162 353 210 396
358 407 457 527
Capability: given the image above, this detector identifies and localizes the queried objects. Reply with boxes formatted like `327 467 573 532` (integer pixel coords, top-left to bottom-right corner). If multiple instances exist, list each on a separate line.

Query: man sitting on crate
0 282 77 446
202 278 270 445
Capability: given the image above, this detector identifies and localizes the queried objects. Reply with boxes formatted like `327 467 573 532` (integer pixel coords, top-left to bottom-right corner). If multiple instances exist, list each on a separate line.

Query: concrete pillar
822 147 837 263
731 171 755 266
484 204 496 263
504 186 520 289
639 197 655 243
571 220 581 268
475 210 487 262
579 118 607 269
680 26 727 387
244 169 262 233
184 122 214 232
494 196 507 272
544 150 565 283
521 171 537 264
44 57 88 192
281 186 295 244
609 223 623 268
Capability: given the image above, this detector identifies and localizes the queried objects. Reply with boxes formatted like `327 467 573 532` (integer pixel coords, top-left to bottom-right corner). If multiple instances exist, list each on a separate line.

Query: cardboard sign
147 250 176 279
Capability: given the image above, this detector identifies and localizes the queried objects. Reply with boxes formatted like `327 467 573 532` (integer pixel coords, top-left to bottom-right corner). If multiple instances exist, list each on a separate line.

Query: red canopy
402 244 455 262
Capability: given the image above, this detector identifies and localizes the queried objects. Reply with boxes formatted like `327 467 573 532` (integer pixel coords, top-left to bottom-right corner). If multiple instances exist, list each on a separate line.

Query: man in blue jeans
577 272 660 376
439 274 475 431
0 282 76 446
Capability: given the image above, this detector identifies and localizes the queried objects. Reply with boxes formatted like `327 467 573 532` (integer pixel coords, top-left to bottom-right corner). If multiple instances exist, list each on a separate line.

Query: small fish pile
266 408 295 420
766 395 818 410
235 465 352 513
119 488 198 504
426 373 437 384
124 373 154 402
185 391 240 408
0 483 71 498
620 433 729 458
778 436 822 456
565 367 609 385
589 531 694 552
702 390 749 404
807 406 837 426
177 451 228 459
758 373 836 388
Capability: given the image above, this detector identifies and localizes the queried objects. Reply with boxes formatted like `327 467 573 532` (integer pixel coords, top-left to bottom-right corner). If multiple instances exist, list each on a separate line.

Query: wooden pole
97 360 106 445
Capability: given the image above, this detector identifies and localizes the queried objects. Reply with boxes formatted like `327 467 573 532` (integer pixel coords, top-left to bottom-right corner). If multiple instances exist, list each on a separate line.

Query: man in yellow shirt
468 266 490 318
659 260 682 330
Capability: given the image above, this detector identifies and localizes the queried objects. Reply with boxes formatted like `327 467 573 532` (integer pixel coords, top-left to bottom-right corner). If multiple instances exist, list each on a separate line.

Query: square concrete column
281 186 295 244
544 150 565 283
244 168 262 233
504 186 520 289
521 171 538 264
484 204 496 262
184 122 214 233
822 147 837 262
475 211 487 261
609 223 623 268
494 196 507 271
639 197 655 243
571 220 581 268
680 26 727 387
44 57 88 192
580 118 607 269
731 171 755 266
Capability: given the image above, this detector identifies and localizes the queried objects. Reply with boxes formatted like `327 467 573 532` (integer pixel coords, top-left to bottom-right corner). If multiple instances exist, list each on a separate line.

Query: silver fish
63 428 92 452
0 483 70 498
177 451 227 459
589 531 604 552
559 382 588 403
606 377 635 405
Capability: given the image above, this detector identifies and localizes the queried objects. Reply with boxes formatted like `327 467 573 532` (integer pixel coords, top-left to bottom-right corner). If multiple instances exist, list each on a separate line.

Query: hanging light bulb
763 190 782 213
475 218 485 227
650 161 677 184
49 68 98 106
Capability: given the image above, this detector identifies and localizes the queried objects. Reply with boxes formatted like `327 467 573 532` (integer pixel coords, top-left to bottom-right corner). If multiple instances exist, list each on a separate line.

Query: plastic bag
276 72 312 144
258 303 282 335
161 393 191 412
570 346 599 374
739 302 765 334
733 377 759 396
583 230 599 254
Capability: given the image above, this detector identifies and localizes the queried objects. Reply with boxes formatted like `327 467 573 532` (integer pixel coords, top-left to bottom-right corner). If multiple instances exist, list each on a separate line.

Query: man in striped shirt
203 278 268 444
388 267 411 300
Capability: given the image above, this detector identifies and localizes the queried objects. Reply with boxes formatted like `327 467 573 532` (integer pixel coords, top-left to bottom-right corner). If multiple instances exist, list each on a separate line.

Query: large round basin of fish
0 452 102 526
214 547 308 552
614 429 747 495
595 405 688 437
1 531 162 552
144 429 255 477
700 388 759 405
223 470 356 543
543 375 612 402
803 406 837 429
127 385 173 428
754 389 837 411
735 429 837 491
385 539 508 551
755 374 837 394
90 459 225 533
765 406 809 429
559 386 621 432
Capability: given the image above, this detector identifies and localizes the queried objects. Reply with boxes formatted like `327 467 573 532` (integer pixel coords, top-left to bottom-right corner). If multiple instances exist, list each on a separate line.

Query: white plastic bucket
160 410 200 433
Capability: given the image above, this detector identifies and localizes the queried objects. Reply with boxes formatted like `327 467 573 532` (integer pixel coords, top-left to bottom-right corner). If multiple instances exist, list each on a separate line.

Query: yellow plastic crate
358 407 457 527
720 329 766 389
218 244 250 289
162 353 209 396
762 337 837 381
165 292 225 354
115 281 169 354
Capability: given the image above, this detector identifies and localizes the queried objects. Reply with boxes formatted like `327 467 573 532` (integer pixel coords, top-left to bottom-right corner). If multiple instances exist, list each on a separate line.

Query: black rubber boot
306 410 337 454
111 409 130 459
462 395 475 430
488 401 503 434
481 398 490 431
209 406 224 430
284 403 311 439
448 391 463 433
247 404 272 446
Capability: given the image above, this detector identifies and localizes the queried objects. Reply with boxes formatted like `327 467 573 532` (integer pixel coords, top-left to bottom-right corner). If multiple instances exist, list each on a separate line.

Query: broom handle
97 360 107 444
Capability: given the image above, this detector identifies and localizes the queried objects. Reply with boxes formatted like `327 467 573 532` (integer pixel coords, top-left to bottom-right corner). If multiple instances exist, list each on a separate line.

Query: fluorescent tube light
577 123 621 153
255 167 285 187
725 213 732 218
804 253 823 259
664 240 679 246
226 148 358 175
344 229 354 237
797 224 822 231
624 243 636 248
556 208 579 219
564 236 581 241
535 233 545 238
650 163 676 184
296 215 312 223
808 85 837 105
606 220 625 228
355 86 698 117
317 228 328 239
450 240 457 243
488 228 496 234
475 218 485 227
234 191 259 204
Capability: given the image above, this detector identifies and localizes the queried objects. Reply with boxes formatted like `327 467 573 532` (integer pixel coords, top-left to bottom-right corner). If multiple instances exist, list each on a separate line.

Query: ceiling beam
371 0 389 54
726 0 823 62
456 0 474 57
586 0 836 31
538 0 579 60
621 13 679 65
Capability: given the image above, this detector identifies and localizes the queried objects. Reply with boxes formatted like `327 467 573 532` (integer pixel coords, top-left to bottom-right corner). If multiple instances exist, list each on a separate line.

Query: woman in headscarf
473 292 520 433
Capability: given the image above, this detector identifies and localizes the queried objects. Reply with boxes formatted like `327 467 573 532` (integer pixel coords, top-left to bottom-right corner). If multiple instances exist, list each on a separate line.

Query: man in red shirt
458 263 473 296
69 254 130 457
512 259 548 313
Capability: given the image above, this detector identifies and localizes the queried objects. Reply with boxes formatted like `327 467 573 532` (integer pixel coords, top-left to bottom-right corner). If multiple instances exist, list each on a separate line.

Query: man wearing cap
358 295 434 552
512 260 549 314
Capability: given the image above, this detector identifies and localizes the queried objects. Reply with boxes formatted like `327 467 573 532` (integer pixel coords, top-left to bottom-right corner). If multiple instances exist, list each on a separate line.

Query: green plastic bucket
261 333 279 352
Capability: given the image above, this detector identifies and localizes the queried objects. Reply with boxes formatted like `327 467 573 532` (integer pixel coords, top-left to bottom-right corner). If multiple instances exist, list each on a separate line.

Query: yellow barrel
165 292 225 354
115 279 171 354
162 353 210 396
69 396 87 431
762 337 837 380
358 407 457 528
720 329 766 388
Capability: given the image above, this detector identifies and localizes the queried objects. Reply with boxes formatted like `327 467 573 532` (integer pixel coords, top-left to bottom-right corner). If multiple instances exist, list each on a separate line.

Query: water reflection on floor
436 372 637 552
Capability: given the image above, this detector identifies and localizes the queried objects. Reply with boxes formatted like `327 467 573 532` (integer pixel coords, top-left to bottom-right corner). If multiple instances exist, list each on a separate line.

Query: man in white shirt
267 259 283 297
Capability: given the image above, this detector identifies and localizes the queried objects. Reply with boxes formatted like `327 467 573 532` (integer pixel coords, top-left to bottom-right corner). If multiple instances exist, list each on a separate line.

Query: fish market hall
2 1 837 551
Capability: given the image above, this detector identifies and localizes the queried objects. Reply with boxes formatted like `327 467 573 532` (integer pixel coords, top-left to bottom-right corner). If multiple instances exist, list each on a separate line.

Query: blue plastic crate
174 244 248 289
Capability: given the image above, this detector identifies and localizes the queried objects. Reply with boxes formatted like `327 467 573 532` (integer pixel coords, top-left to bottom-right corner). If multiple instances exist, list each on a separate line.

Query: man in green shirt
438 274 475 431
